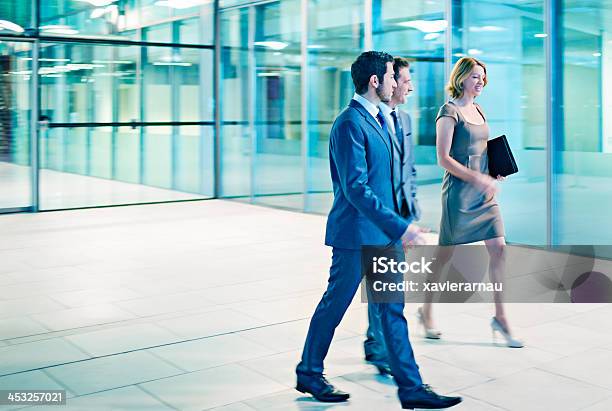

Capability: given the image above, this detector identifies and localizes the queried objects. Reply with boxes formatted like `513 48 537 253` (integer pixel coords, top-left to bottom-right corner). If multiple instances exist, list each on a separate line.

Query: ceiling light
90 5 117 19
92 60 133 64
468 26 505 32
154 0 212 9
90 8 107 18
0 20 25 33
534 33 547 38
468 48 483 56
40 25 79 35
424 33 441 41
66 63 104 69
75 0 116 6
593 52 602 57
254 41 289 50
153 62 193 66
397 19 447 33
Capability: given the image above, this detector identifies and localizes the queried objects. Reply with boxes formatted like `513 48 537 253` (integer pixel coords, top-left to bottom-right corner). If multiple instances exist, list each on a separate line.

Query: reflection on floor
0 162 208 210
0 200 611 410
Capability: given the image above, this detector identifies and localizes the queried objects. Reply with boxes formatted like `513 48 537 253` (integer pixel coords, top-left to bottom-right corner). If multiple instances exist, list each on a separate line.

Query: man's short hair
393 57 410 80
351 51 394 95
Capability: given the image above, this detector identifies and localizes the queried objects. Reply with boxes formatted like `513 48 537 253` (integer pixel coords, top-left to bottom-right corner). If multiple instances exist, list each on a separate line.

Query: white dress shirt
352 93 383 127
378 102 397 136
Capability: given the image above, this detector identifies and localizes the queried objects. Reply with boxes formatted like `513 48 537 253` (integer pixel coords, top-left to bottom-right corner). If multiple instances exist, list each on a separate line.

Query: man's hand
401 224 428 248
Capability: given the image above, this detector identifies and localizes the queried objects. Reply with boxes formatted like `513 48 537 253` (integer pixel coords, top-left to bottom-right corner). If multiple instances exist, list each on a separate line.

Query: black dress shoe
401 384 462 409
296 375 350 403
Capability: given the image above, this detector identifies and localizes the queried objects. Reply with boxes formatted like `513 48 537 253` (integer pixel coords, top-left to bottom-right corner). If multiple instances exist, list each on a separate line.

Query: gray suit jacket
393 109 421 221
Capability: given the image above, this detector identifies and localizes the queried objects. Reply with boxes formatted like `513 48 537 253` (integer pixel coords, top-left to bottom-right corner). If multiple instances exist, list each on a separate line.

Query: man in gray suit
364 56 423 370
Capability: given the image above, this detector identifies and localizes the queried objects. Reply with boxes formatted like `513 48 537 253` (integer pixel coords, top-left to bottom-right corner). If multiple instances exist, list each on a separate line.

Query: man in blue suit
295 51 462 409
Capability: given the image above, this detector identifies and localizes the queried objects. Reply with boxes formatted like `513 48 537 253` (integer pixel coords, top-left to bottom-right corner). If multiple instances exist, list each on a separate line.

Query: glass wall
220 0 304 209
218 0 612 248
39 0 214 43
0 0 216 211
0 40 33 210
555 0 612 244
219 7 252 198
306 0 364 213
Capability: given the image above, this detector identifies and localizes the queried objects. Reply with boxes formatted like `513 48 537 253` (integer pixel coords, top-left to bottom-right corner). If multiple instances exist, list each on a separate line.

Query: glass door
0 38 34 212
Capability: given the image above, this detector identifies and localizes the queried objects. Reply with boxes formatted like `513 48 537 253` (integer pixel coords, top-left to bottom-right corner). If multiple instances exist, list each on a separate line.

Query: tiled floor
0 200 611 410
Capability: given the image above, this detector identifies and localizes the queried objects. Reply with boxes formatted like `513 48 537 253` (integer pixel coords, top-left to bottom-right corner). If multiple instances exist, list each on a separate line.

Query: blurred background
0 0 611 246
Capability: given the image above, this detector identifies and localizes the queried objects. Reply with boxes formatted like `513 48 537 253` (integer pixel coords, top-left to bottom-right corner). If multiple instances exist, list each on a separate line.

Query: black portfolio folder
487 135 518 177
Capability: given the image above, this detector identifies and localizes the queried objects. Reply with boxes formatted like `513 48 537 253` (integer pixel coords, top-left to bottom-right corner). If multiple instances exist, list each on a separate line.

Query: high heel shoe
491 317 524 348
417 307 442 339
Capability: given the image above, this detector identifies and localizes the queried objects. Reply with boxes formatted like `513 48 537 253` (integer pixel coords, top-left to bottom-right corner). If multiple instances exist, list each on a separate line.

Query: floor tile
464 303 576 328
45 351 183 396
115 290 216 317
238 319 356 353
538 348 612 390
31 304 137 332
426 343 561 379
50 287 142 308
209 403 256 411
564 305 612 333
0 297 67 321
579 395 612 411
140 364 285 411
66 323 183 357
28 386 175 411
155 309 266 340
0 317 50 340
0 338 89 376
229 293 325 324
519 321 612 356
149 333 275 372
462 368 611 411
0 370 70 393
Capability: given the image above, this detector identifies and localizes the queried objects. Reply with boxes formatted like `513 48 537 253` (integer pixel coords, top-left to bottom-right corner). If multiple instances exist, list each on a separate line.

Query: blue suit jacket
325 99 413 250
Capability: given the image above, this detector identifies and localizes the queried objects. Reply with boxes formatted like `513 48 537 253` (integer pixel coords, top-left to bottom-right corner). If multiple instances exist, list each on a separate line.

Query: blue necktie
390 110 404 149
376 111 390 140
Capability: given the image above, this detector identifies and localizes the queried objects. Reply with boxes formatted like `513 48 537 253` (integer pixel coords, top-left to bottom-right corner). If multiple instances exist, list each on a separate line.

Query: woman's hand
472 173 499 197
496 175 506 181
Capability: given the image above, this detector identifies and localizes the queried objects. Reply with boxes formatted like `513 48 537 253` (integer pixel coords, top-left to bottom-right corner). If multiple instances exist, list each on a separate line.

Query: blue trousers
364 303 389 364
296 247 423 399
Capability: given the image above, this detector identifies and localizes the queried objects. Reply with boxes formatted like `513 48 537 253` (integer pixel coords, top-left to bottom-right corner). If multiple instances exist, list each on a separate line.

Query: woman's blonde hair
447 57 487 98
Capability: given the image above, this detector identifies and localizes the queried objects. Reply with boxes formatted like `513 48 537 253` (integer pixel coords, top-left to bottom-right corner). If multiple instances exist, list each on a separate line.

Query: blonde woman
418 57 523 348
